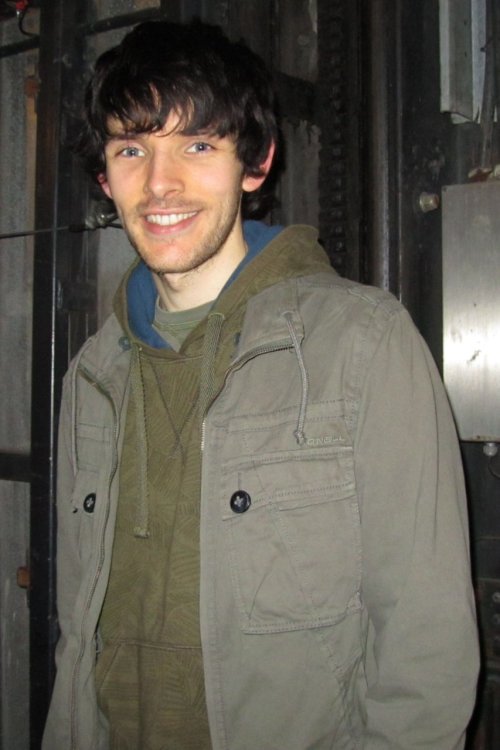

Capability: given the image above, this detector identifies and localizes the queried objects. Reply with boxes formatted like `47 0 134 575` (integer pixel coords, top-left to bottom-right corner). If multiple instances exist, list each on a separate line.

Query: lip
146 210 197 226
142 209 199 235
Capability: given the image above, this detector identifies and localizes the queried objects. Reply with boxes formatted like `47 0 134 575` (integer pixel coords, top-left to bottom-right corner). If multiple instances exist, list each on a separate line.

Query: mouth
145 211 198 227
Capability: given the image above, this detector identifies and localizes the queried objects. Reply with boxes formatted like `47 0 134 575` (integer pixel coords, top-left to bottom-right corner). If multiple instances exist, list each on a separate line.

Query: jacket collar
77 313 131 404
233 276 304 362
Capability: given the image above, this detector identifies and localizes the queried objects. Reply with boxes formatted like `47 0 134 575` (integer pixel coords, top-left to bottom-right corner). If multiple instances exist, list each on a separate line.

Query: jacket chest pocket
70 422 112 564
220 447 361 634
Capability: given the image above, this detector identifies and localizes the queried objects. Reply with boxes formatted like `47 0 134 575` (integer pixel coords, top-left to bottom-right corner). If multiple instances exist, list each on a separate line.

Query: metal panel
442 181 500 441
439 0 473 119
439 0 487 123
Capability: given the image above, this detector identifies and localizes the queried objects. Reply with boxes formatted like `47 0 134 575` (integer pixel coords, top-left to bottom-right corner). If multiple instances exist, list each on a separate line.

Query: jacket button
83 493 96 513
230 490 251 513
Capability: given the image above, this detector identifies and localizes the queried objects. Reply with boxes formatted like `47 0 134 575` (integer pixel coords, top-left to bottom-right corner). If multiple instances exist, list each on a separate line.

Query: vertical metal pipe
30 0 83 745
364 0 402 295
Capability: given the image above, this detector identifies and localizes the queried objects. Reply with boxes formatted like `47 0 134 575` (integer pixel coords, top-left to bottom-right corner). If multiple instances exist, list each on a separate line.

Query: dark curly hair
76 20 279 218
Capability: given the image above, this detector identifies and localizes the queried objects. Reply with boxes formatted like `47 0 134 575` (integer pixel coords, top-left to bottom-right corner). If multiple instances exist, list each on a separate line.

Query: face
100 113 271 280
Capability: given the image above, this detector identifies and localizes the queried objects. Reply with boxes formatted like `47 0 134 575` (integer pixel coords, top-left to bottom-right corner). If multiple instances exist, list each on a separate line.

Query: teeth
146 212 196 226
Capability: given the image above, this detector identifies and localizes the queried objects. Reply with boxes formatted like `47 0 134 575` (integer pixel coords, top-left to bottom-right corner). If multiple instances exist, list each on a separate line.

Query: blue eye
188 142 213 153
120 146 144 157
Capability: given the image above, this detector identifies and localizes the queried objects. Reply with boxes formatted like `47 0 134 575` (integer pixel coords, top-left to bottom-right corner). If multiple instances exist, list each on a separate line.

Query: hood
113 221 331 350
114 220 283 349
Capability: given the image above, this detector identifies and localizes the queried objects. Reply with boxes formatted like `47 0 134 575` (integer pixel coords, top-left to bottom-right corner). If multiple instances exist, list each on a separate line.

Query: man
43 19 479 750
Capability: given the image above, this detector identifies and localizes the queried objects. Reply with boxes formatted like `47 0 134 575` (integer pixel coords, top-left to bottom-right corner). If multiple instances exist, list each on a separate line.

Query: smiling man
43 20 479 750
100 113 273 309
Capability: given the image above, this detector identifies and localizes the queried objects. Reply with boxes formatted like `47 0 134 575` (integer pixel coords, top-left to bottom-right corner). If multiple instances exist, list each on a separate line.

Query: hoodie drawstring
130 344 151 539
199 312 226 421
283 311 309 445
130 312 225 539
130 309 305 537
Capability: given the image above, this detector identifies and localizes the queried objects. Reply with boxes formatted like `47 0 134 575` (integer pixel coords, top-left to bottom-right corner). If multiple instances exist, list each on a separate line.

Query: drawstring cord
128 309 304 536
283 311 309 445
130 344 151 538
198 312 225 420
130 312 225 539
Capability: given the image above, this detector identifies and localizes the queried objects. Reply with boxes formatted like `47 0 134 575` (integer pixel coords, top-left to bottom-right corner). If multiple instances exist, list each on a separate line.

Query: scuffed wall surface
0 16 37 750
0 52 34 455
0 482 29 750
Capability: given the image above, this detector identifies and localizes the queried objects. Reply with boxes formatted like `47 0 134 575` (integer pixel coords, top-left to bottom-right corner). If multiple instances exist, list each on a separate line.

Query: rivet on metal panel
418 192 440 213
483 442 499 458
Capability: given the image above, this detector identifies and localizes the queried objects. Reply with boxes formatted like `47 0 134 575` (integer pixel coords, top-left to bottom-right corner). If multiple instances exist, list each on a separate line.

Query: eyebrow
105 131 143 142
104 128 229 147
108 124 225 137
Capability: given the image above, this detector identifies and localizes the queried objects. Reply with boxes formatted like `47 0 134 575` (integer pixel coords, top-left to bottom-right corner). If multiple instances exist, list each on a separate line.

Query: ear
242 141 276 193
97 172 112 199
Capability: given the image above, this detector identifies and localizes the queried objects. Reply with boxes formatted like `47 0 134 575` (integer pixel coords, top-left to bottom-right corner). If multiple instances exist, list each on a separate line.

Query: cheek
194 161 244 196
102 172 137 205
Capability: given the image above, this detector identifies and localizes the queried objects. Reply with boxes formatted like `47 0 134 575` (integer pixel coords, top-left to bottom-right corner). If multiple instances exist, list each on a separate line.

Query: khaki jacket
44 228 479 749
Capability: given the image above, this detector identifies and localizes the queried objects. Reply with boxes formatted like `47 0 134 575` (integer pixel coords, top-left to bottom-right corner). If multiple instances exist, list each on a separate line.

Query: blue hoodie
125 220 283 349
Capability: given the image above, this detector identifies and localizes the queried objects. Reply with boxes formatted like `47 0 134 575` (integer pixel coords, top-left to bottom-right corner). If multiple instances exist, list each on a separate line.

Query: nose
144 151 184 200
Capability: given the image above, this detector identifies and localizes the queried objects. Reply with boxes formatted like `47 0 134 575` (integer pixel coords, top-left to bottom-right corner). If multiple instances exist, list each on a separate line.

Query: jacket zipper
70 367 120 750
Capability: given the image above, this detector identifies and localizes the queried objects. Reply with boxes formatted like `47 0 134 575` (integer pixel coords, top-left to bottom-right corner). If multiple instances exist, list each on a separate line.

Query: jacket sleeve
54 366 82 653
42 364 81 748
354 306 479 749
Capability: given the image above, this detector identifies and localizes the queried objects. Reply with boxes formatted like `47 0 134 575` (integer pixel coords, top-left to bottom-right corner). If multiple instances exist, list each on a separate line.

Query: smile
145 211 197 226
